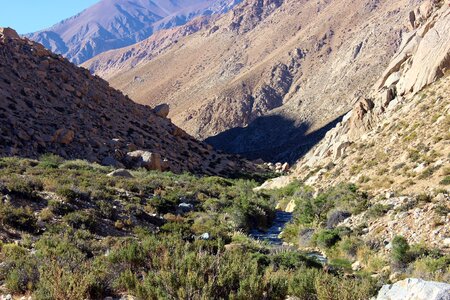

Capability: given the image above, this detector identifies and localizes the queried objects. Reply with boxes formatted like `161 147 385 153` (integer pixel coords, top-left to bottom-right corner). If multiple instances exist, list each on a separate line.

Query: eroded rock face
379 6 450 95
296 1 450 168
376 278 450 300
0 28 259 177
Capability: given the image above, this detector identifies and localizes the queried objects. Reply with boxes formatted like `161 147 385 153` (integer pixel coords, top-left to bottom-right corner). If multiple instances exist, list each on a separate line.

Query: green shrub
0 205 38 233
288 267 319 299
366 204 392 219
411 255 450 282
2 244 39 294
416 193 432 203
5 176 43 200
38 154 64 169
272 252 322 270
56 187 82 203
315 273 377 300
435 204 450 217
391 236 410 266
48 200 74 216
439 176 450 185
35 259 96 300
63 211 96 231
313 229 341 249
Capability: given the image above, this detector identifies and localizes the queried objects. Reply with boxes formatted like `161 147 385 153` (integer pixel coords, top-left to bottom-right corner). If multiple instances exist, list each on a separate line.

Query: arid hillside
85 0 424 162
0 28 258 177
259 0 450 253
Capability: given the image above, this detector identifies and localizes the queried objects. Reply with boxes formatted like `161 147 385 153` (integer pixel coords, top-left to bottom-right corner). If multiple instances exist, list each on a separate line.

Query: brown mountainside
0 28 257 177
84 0 423 163
258 1 450 251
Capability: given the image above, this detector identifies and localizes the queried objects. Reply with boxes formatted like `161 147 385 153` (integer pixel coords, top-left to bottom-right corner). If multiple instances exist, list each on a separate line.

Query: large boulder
52 128 75 145
376 278 450 300
153 103 170 118
126 150 162 171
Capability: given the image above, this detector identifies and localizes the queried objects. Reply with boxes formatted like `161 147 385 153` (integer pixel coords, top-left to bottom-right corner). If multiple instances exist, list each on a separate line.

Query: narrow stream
250 210 293 245
250 209 328 264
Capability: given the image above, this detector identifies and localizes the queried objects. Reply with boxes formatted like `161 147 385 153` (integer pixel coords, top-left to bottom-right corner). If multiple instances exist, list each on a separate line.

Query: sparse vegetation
0 157 382 299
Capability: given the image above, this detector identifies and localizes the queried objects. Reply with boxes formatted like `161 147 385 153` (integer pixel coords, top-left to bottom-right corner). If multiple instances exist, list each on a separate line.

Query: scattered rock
52 128 75 145
285 199 296 213
254 176 293 191
107 169 133 178
178 202 194 214
376 278 450 300
386 191 395 199
199 232 210 240
351 261 362 271
389 272 402 282
0 31 257 177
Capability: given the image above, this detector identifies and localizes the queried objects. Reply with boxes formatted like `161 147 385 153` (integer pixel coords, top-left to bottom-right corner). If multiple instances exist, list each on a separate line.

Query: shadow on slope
206 114 344 164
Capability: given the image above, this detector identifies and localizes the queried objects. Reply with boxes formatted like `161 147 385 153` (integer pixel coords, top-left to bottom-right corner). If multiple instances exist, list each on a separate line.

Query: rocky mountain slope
261 0 450 253
0 27 258 176
26 0 241 64
83 14 219 79
293 0 450 192
85 0 424 163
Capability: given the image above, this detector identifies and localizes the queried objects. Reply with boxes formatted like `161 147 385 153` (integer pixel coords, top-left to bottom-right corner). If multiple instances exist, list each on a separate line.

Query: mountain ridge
26 0 241 64
85 0 423 163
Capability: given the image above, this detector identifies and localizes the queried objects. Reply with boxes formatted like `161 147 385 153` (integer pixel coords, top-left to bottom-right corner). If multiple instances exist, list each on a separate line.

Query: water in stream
250 210 293 245
250 210 328 264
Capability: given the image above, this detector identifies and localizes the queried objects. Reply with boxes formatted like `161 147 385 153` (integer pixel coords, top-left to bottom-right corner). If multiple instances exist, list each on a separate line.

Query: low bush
0 204 38 233
38 154 64 169
313 229 341 249
391 236 410 267
366 204 392 219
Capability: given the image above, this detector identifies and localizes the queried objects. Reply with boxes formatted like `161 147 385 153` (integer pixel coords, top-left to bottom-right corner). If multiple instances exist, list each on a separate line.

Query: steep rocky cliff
0 28 257 176
294 0 450 185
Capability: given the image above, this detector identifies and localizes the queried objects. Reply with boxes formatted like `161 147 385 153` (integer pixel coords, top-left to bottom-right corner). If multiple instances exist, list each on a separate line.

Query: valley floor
0 156 448 299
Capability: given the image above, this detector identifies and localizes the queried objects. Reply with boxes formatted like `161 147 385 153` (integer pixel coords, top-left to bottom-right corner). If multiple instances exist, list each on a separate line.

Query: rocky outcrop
378 2 450 95
126 151 164 171
0 27 19 40
297 1 450 168
376 278 450 300
0 28 260 177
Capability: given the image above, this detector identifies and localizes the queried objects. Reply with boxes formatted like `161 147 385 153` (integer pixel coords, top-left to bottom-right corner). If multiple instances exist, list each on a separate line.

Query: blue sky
0 0 100 34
